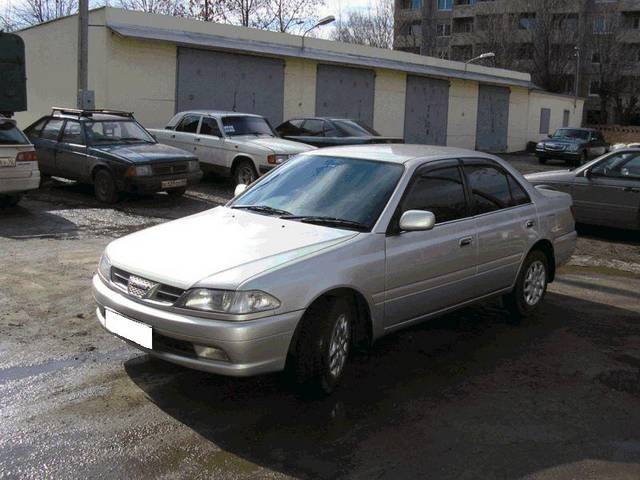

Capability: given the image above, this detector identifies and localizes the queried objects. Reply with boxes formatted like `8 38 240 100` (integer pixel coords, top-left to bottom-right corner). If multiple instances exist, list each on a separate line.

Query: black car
275 117 403 148
535 128 609 166
24 108 202 203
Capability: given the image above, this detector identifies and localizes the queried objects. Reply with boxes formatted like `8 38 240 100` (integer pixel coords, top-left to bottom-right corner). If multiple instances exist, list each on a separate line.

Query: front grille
545 144 566 151
110 267 185 305
152 162 188 176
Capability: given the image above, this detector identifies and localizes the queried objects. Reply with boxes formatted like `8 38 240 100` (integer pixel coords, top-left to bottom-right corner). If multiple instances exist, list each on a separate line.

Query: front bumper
0 171 40 195
92 274 301 376
535 149 581 161
121 171 203 194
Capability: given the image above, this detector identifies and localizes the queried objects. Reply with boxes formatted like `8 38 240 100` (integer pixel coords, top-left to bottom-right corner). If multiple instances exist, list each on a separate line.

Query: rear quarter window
0 121 29 145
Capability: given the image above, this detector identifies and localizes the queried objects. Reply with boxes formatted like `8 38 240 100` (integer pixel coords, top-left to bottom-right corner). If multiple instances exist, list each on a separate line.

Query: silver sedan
526 149 640 231
93 145 576 394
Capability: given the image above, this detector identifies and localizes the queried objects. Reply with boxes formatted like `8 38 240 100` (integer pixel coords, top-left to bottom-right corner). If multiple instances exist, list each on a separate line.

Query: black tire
538 157 547 165
233 160 258 186
93 169 119 204
167 187 187 197
286 296 354 395
503 250 549 321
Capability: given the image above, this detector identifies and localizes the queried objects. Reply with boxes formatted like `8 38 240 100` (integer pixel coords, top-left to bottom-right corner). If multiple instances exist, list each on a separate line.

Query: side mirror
234 184 247 196
547 134 552 138
584 169 592 178
399 210 436 232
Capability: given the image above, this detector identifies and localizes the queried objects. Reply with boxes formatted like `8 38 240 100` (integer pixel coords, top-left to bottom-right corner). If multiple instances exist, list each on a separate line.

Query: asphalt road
1 154 639 479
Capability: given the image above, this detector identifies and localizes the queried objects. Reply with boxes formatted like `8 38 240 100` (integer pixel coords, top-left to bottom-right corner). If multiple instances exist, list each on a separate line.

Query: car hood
525 169 575 183
91 142 195 163
235 136 316 154
539 137 586 147
105 206 357 290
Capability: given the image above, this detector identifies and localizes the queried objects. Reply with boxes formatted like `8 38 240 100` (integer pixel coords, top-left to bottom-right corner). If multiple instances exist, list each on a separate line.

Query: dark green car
24 108 202 203
535 128 609 167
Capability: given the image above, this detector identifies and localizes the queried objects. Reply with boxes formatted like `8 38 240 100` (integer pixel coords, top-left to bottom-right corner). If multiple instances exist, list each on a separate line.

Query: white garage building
16 7 584 152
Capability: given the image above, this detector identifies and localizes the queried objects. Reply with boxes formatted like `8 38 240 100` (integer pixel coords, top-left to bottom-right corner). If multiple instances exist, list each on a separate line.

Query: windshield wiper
231 205 292 216
281 215 369 231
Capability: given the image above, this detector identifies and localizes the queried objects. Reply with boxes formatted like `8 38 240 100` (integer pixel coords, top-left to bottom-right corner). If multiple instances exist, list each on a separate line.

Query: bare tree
333 0 394 49
261 0 321 33
9 0 79 27
116 0 186 16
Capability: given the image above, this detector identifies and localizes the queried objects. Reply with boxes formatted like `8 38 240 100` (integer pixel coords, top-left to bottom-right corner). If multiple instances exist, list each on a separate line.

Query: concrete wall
283 58 316 121
372 69 406 138
446 79 478 150
527 91 584 143
507 87 530 153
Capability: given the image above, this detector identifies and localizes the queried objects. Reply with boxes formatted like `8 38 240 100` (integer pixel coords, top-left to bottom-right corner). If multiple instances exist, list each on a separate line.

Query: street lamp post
464 52 495 73
301 16 336 50
574 46 580 105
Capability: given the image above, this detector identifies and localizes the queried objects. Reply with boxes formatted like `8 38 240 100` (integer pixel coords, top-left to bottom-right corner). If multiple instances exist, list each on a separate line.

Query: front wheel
93 169 119 204
503 250 549 321
287 297 353 395
233 160 258 186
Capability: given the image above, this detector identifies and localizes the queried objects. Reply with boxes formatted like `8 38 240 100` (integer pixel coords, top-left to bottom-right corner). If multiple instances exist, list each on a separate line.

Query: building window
563 109 570 128
518 13 536 30
589 80 601 96
401 0 422 9
453 17 474 34
593 16 608 34
437 0 453 10
539 108 551 134
437 23 451 37
592 52 600 63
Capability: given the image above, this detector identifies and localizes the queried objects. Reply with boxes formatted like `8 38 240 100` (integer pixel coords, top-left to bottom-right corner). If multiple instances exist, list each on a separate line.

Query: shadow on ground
125 292 640 479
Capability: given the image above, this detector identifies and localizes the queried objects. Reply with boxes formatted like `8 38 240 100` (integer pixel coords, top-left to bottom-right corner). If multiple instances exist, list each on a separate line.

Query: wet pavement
1 155 640 479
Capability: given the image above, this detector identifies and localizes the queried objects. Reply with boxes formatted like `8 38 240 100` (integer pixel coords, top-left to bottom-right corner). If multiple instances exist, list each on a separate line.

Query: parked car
149 111 315 185
535 128 609 166
24 108 202 203
526 148 640 231
0 116 39 207
275 117 404 148
93 145 576 394
611 142 640 150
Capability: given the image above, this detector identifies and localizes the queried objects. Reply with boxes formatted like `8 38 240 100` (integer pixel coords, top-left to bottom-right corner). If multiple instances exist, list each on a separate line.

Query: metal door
403 75 449 145
176 48 285 125
315 64 375 126
476 85 510 152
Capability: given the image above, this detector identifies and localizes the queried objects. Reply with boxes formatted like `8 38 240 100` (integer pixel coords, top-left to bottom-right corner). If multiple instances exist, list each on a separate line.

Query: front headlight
536 142 544 149
187 160 199 172
267 154 290 165
98 253 111 281
567 144 580 151
135 165 153 176
178 289 280 315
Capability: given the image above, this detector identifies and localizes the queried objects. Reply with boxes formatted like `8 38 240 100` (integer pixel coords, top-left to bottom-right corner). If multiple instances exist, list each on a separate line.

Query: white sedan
149 111 315 185
0 116 39 207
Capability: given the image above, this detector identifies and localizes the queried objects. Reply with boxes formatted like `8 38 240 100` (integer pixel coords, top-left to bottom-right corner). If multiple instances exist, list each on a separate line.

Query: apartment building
395 0 640 124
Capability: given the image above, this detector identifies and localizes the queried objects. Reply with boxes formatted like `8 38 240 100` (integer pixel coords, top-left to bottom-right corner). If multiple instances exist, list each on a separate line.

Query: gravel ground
1 154 639 479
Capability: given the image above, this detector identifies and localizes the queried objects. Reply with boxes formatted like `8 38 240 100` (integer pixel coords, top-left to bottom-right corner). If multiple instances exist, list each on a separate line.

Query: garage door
315 64 375 127
403 75 449 145
176 48 285 125
476 85 510 152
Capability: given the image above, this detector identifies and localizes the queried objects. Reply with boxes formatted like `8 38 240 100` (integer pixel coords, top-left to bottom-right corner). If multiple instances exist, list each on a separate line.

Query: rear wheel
93 169 119 204
287 296 353 395
233 160 258 186
503 250 549 321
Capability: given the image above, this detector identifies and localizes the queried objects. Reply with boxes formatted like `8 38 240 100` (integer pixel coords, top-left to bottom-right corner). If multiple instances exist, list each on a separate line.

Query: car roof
50 113 134 121
180 110 264 118
556 127 598 132
303 144 495 165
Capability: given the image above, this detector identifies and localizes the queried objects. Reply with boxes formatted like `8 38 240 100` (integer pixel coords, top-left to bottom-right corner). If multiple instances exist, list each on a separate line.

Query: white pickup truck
148 111 315 185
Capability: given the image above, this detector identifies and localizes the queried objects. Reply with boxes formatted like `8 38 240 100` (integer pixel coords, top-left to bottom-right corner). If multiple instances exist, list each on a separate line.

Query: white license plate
161 179 187 188
105 309 152 349
0 157 16 167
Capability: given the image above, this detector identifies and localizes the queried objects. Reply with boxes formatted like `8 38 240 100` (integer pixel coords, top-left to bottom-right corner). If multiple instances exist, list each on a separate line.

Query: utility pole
77 0 89 109
574 46 580 106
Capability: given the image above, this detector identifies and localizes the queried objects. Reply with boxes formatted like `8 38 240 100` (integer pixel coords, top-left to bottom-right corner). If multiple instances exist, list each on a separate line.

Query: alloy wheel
328 313 350 378
523 260 546 306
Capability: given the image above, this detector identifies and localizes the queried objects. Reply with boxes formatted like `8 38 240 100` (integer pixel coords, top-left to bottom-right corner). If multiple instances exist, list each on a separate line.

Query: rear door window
175 115 201 133
0 121 29 145
301 119 325 137
401 166 469 224
465 164 513 214
40 119 64 141
61 121 85 145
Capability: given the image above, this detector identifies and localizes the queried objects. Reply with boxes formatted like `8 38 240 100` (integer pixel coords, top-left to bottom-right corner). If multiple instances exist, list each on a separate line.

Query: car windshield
230 155 404 230
552 129 589 140
84 120 155 145
333 120 380 137
221 116 275 137
0 120 29 145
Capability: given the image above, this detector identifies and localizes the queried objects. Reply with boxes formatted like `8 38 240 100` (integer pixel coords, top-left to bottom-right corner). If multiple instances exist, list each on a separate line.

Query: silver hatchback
93 145 576 394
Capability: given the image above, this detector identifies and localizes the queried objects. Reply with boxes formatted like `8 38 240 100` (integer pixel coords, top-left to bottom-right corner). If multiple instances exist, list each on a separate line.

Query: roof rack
51 107 134 118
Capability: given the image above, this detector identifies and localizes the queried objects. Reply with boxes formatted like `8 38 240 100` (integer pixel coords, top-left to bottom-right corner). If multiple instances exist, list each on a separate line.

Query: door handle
195 137 201 142
526 220 536 228
170 134 176 139
459 236 473 247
